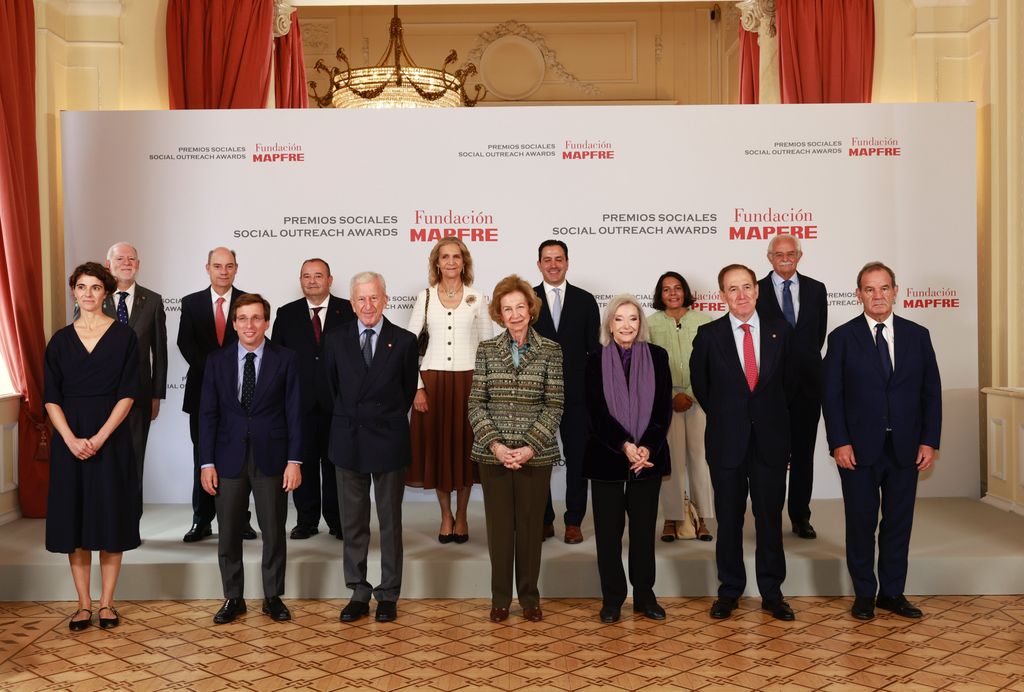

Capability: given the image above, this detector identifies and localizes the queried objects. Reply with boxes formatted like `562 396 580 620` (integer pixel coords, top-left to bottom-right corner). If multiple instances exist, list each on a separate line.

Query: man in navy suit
690 264 796 621
756 236 828 539
532 240 601 543
823 262 941 621
178 247 255 543
272 258 355 540
325 272 418 624
199 293 303 624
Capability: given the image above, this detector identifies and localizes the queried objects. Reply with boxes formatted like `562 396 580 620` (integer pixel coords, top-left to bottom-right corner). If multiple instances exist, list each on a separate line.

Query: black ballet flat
68 608 92 632
98 605 120 629
452 534 469 544
438 533 455 544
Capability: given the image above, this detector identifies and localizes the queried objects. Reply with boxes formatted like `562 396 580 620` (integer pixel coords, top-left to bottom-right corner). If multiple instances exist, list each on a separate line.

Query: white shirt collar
863 311 894 333
728 311 761 331
771 271 799 288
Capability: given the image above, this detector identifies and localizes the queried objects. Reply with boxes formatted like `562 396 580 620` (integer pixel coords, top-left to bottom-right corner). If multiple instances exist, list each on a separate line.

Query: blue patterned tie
361 329 374 368
241 352 256 410
551 288 562 330
875 323 892 381
116 291 129 324
782 280 796 327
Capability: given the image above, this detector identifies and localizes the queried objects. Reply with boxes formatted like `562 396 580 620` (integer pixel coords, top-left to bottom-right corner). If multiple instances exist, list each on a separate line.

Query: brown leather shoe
522 607 543 622
489 607 509 622
661 520 677 542
564 525 583 544
542 524 555 540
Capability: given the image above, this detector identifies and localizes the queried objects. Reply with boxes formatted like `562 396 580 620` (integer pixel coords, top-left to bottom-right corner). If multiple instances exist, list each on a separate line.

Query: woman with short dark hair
45 262 140 631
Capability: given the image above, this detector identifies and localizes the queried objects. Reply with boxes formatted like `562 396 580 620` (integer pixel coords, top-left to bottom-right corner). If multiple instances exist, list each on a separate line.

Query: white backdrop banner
60 103 978 504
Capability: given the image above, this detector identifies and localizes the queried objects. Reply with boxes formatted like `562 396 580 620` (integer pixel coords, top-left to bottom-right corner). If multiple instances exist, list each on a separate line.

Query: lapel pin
771 333 777 339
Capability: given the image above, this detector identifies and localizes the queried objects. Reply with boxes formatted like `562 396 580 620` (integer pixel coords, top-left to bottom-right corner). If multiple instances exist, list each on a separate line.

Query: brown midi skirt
407 369 478 492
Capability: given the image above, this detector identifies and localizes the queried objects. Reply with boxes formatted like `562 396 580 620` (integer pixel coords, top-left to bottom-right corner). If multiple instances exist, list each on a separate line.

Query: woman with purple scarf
583 294 673 624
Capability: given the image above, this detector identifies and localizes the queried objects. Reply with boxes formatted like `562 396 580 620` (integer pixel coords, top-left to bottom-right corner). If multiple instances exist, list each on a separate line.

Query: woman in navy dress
45 262 139 631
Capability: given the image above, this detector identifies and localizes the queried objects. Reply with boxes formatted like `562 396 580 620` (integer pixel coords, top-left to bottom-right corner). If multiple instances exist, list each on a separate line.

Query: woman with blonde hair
406 237 491 543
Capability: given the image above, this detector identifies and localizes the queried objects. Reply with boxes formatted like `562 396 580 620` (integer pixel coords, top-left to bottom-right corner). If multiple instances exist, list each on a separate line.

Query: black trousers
838 434 918 598
215 450 287 599
709 442 787 601
291 408 340 532
126 403 152 513
544 403 589 526
787 395 821 523
190 413 216 526
591 476 662 608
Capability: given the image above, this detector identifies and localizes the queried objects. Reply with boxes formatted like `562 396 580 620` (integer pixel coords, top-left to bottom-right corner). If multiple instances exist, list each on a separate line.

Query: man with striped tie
690 264 797 621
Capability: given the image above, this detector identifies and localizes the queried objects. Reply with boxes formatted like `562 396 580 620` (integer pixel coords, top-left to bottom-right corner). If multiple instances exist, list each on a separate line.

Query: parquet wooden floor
0 596 1022 691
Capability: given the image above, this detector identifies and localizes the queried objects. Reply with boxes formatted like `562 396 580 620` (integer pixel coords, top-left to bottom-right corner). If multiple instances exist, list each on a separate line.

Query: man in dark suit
755 236 828 539
272 258 355 540
325 272 418 624
822 262 941 621
199 293 302 624
690 264 796 621
103 242 167 505
532 240 601 544
178 247 255 543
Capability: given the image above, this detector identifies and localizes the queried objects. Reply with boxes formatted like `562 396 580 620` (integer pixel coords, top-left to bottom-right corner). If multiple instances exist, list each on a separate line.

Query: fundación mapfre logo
561 138 616 160
409 209 499 243
728 207 818 241
849 136 901 157
902 287 960 309
251 142 304 163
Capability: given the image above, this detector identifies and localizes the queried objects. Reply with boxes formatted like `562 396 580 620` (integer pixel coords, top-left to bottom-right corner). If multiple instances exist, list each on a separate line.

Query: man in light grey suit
104 242 168 502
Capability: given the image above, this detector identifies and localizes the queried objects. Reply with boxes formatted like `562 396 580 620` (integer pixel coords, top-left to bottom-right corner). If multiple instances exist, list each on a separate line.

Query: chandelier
309 6 485 109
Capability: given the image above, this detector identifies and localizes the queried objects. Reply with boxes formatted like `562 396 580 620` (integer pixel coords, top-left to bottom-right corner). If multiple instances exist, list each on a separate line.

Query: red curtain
776 0 875 104
0 1 50 517
739 26 761 104
274 10 308 109
166 0 274 109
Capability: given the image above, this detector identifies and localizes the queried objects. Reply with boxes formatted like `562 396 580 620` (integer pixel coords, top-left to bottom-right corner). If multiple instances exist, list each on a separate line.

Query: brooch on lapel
771 333 777 339
387 343 392 348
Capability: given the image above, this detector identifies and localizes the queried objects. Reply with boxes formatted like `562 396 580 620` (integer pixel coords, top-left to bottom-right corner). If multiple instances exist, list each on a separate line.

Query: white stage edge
2 499 1022 601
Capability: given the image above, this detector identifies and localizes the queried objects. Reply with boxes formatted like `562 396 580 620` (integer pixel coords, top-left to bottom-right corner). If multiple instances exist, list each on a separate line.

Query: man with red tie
690 264 796 621
178 247 255 543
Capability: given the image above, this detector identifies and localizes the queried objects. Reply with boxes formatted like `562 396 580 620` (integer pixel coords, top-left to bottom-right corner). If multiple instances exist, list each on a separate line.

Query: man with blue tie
756 236 828 539
823 262 941 621
690 264 796 621
199 293 303 624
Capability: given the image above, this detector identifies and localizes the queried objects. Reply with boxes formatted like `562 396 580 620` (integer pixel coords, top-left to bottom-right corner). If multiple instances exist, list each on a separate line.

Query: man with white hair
325 272 418 624
755 235 828 539
104 242 167 507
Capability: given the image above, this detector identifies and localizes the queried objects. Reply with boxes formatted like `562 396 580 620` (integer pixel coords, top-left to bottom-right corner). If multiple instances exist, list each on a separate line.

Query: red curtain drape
739 26 761 104
776 0 874 104
166 0 274 109
0 1 50 517
274 10 308 109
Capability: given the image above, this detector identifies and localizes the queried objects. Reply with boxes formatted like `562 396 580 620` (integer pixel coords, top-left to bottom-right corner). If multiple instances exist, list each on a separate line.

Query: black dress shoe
68 608 92 632
339 600 369 622
329 527 344 540
876 595 922 619
851 596 876 620
375 601 397 622
213 598 246 624
761 599 795 621
791 519 817 539
709 598 739 619
98 606 120 629
290 525 319 540
438 533 455 544
183 523 212 543
262 596 291 621
633 599 666 621
242 524 257 540
599 605 621 623
452 534 469 544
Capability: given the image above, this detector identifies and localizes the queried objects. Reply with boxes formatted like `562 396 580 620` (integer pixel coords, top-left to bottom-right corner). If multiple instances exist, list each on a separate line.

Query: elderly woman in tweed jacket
468 274 564 624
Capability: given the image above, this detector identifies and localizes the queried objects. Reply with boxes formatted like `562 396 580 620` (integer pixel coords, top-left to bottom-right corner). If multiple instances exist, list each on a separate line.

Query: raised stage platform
2 498 1022 601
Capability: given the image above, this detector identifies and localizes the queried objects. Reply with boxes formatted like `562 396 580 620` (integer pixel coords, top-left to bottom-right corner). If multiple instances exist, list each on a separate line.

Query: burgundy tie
741 323 758 391
311 307 323 345
215 296 226 346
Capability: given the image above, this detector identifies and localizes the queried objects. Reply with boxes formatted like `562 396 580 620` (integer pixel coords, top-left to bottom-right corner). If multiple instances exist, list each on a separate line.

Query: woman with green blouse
648 271 715 542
